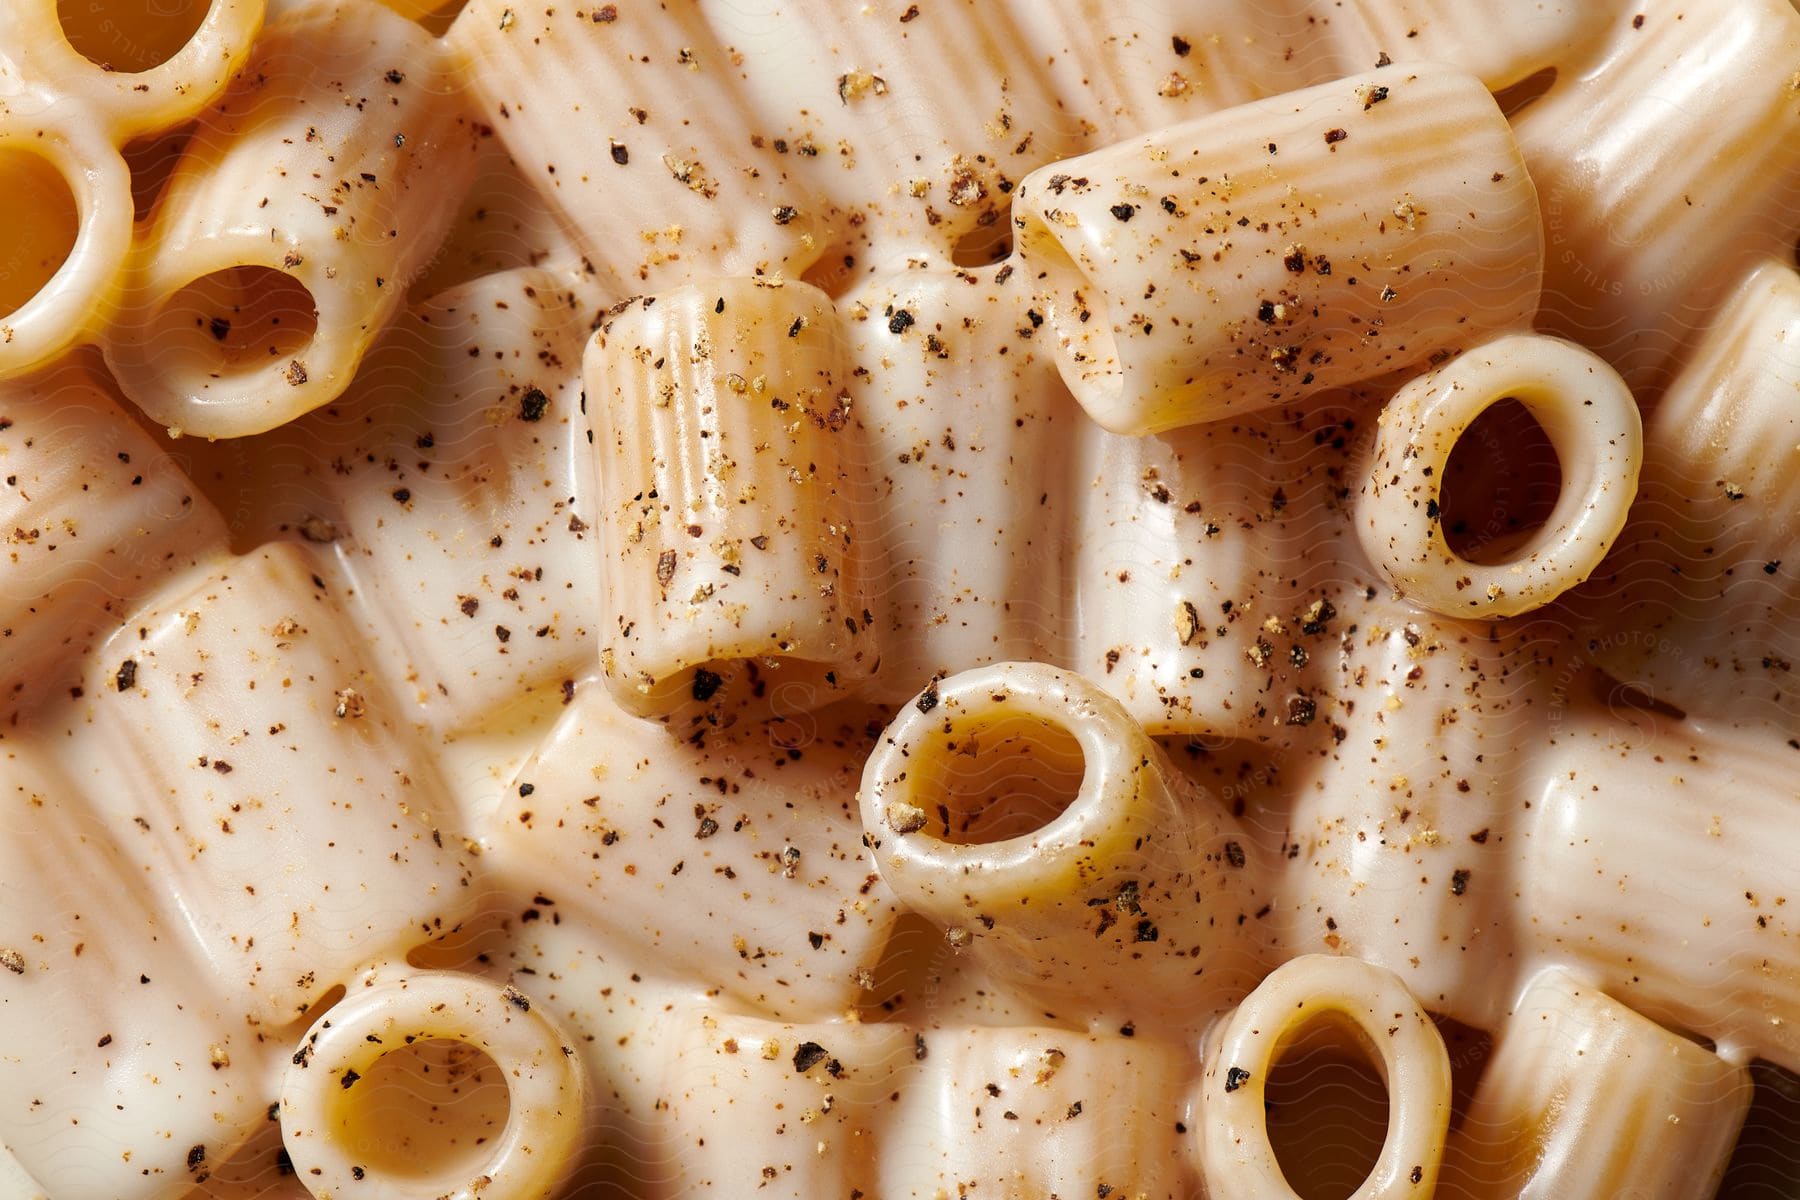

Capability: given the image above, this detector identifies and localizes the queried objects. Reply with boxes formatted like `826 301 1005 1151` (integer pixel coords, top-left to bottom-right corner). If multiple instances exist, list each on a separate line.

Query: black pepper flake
1411 1165 1424 1184
691 667 723 702
1324 127 1349 145
285 360 308 386
1109 202 1136 222
339 1068 361 1089
1134 919 1159 942
187 1145 206 1172
391 487 411 504
1224 840 1246 868
459 596 479 617
98 1033 112 1046
353 1167 365 1180
788 316 807 337
887 308 915 335
1067 1100 1084 1118
1224 1066 1251 1093
916 679 939 713
793 1041 829 1073
519 387 549 421
1450 868 1471 896
1363 85 1389 110
656 548 677 586
1470 828 1490 844
1171 34 1191 56
696 816 720 840
609 140 629 165
116 659 138 692
772 205 797 225
1286 696 1316 726
1764 561 1781 575
495 625 512 643
806 930 823 949
502 984 531 1011
1425 497 1440 520
208 316 231 341
914 1032 928 1060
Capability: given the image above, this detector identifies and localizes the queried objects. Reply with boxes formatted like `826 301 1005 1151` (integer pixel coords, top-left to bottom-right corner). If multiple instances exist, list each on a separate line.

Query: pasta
102 1 480 438
3 3 1798 1197
1013 62 1541 434
858 661 1267 1023
590 277 878 719
1440 969 1751 1200
1355 333 1642 619
279 969 587 1200
1198 953 1453 1199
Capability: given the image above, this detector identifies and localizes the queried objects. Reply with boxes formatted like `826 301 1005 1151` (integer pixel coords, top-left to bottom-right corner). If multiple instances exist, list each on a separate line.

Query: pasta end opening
908 707 1086 847
1440 397 1563 565
0 148 80 321
149 265 320 379
56 0 211 74
1493 67 1558 120
1018 217 1124 418
1265 1012 1391 1200
327 1037 512 1183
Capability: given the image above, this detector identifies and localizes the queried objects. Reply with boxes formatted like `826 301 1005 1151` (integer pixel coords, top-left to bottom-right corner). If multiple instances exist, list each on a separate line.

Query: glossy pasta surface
1 2 1797 1199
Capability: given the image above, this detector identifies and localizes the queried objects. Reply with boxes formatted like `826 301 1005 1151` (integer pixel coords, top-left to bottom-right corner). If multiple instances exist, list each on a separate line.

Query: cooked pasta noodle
1326 0 1612 89
1356 334 1642 619
1014 62 1541 434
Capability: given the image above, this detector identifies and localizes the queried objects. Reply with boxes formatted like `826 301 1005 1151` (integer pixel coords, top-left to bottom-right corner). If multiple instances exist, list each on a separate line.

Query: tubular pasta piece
491 682 898 1021
0 744 273 1200
0 355 227 718
102 1 481 438
858 661 1267 1026
1573 258 1800 731
61 543 473 1023
0 111 132 380
1356 334 1642 619
1519 718 1800 1072
1070 397 1361 739
880 1025 1194 1198
1326 0 1615 88
1198 953 1452 1200
279 970 586 1200
0 0 263 140
1514 0 1800 392
1441 969 1750 1200
1013 62 1541 434
591 277 879 719
447 0 834 293
847 266 1076 697
654 1006 910 1198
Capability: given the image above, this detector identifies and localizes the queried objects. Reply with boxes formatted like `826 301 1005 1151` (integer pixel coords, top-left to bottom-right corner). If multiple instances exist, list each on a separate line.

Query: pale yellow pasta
858 661 1267 1025
489 681 898 1022
0 0 263 140
1356 333 1642 619
0 113 132 380
1198 954 1452 1200
590 277 879 719
1014 62 1541 434
102 1 480 438
847 265 1076 696
0 354 227 717
59 543 473 1023
1514 0 1800 391
1441 969 1751 1200
279 969 587 1200
1325 0 1614 88
880 1025 1194 1198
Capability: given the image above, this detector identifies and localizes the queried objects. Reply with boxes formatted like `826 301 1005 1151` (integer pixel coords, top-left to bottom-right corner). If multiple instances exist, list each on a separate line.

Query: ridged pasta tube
846 265 1076 697
0 743 273 1200
491 682 898 1022
1013 62 1541 435
1519 720 1800 1073
0 110 132 379
62 543 473 1023
0 356 227 717
1198 954 1453 1200
1356 334 1642 619
881 1025 1195 1198
102 1 481 438
858 661 1267 1026
1440 969 1751 1200
279 969 587 1200
0 0 263 140
1325 1 1613 89
1514 0 1800 392
591 277 879 719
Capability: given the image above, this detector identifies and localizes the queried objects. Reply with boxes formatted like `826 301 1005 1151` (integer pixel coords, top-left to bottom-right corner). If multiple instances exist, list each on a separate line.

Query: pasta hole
296 983 346 1025
1265 1013 1391 1200
800 250 861 300
1430 1014 1494 1137
56 0 211 74
0 149 80 321
1439 398 1562 565
374 0 470 36
1493 67 1557 119
950 215 1013 268
1719 1059 1800 1195
912 709 1085 846
153 266 319 375
123 123 194 224
1018 216 1121 404
328 1038 510 1182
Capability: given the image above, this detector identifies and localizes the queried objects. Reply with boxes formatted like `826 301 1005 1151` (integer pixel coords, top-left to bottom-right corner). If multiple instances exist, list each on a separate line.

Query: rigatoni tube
1013 61 1541 435
1356 334 1641 619
590 277 878 719
102 1 480 438
1441 969 1750 1200
858 661 1266 1026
